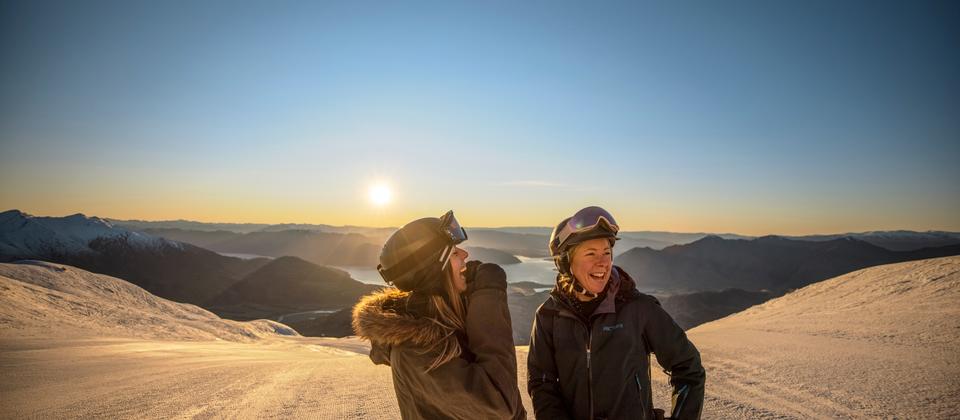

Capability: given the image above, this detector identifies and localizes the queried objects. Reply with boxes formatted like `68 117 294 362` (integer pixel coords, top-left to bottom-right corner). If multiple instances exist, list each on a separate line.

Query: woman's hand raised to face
463 260 483 285
465 262 507 295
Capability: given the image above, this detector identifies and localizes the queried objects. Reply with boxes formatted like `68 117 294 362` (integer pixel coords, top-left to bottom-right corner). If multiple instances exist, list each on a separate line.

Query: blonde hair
423 266 467 371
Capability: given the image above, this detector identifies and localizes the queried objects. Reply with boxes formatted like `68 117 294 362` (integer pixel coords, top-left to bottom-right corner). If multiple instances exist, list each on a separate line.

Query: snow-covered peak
0 210 182 258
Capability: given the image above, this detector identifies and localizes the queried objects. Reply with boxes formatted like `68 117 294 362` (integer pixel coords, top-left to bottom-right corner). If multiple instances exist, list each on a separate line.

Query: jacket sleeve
642 295 706 420
527 308 572 420
463 263 525 419
391 263 525 419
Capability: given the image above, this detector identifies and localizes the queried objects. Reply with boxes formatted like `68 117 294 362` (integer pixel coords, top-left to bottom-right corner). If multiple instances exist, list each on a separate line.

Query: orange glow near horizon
2 170 957 236
5 199 959 237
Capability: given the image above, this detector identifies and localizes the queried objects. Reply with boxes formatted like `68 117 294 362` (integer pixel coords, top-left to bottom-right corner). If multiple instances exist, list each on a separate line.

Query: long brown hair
423 266 467 371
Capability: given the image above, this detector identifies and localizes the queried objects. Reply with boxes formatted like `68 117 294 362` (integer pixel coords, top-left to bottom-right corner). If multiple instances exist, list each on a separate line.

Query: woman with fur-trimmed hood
352 211 526 420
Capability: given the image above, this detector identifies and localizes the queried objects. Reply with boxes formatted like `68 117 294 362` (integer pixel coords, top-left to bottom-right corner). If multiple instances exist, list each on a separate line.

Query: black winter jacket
527 266 705 420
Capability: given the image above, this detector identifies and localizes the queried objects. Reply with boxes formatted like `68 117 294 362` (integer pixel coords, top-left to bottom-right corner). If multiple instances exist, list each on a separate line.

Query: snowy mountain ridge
0 209 182 258
0 260 298 341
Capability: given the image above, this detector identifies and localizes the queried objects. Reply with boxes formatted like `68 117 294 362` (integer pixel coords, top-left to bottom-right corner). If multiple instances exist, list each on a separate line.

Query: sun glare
369 184 392 206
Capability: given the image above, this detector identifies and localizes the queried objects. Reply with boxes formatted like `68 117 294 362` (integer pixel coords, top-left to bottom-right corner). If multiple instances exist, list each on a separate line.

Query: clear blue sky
1 0 957 234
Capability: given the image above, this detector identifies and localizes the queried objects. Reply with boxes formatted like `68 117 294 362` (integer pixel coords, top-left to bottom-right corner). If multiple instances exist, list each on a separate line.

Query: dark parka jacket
527 266 705 420
352 263 526 420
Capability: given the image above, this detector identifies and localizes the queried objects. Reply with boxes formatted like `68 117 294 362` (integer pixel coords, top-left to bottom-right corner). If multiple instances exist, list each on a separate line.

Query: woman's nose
457 246 469 259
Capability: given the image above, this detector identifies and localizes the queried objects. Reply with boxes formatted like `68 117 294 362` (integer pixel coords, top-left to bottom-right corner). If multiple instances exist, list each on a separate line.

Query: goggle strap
439 244 453 270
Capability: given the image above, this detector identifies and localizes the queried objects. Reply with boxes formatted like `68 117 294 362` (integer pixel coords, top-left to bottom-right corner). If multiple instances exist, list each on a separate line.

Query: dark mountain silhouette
786 230 960 251
142 228 381 267
281 307 355 337
658 289 775 329
209 256 380 317
614 235 960 294
73 236 270 306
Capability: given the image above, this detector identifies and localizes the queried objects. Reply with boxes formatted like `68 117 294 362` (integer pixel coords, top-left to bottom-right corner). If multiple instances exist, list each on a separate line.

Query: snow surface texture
653 256 960 418
0 261 296 342
2 257 958 418
0 210 181 257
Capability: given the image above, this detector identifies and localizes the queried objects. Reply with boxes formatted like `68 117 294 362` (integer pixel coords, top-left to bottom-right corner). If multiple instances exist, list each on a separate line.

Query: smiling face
569 238 613 296
447 246 470 292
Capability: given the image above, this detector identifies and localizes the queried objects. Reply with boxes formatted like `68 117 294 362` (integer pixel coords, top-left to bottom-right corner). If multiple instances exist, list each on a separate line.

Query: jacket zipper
673 384 690 418
635 373 647 419
586 324 594 420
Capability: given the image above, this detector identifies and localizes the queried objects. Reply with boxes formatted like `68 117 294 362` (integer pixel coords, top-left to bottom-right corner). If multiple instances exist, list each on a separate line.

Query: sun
369 183 392 206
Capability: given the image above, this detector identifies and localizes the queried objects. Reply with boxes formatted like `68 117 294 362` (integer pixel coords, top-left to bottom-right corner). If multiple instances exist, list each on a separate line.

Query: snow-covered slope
656 256 960 418
0 210 181 258
0 260 402 419
0 260 296 342
699 255 958 345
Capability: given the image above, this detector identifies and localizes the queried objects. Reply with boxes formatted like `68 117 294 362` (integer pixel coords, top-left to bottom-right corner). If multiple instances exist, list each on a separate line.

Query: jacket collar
548 265 639 318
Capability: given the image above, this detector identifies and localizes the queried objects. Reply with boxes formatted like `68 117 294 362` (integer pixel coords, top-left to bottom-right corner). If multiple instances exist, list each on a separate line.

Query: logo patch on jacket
602 323 624 332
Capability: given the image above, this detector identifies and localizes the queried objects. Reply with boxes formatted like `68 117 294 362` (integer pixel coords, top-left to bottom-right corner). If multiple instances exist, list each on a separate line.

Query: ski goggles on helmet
556 206 620 250
438 210 467 269
439 210 468 245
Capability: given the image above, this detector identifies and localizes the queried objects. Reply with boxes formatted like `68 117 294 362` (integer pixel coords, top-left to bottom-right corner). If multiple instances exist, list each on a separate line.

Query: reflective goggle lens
568 206 619 232
440 210 468 244
557 206 619 248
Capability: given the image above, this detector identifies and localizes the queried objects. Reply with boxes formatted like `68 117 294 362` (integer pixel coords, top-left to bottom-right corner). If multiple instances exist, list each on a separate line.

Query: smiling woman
368 183 392 206
528 206 705 419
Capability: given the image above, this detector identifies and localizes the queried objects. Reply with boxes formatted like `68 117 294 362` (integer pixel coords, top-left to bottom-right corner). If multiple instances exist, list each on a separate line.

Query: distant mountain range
0 210 379 324
111 218 396 238
614 235 960 294
114 217 960 254
140 228 382 267
6 209 960 339
783 230 960 251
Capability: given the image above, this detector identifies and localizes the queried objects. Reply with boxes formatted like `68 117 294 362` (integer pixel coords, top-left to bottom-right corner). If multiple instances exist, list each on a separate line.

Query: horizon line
5 208 958 238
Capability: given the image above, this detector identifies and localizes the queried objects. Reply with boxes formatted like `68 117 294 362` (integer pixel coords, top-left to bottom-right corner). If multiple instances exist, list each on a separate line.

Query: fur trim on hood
352 288 452 348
